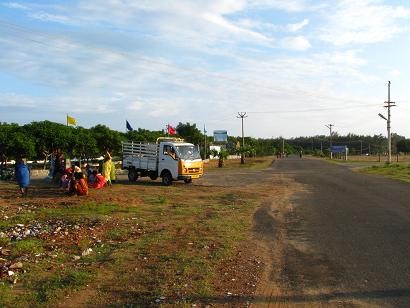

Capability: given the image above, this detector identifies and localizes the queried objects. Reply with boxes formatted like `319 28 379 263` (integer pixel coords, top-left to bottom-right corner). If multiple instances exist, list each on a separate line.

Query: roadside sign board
213 130 228 142
331 146 348 154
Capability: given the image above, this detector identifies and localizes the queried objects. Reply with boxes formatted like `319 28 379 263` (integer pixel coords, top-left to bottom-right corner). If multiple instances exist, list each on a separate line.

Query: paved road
268 157 410 307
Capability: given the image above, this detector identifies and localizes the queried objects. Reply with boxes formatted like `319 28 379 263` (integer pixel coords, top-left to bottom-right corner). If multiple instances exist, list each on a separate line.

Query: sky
1 0 410 138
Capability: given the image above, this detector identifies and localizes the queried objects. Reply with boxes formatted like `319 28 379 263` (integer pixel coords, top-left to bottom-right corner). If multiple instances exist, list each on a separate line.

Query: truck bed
122 142 159 171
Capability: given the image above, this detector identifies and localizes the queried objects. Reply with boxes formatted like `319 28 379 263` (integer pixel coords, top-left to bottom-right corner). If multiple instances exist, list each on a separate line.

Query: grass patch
0 212 36 231
40 202 141 219
33 268 92 303
143 195 169 205
0 237 10 247
106 228 131 241
361 163 410 182
0 283 13 307
12 238 43 256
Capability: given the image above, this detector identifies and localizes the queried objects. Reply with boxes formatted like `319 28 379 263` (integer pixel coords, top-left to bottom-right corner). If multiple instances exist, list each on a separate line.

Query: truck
122 137 203 185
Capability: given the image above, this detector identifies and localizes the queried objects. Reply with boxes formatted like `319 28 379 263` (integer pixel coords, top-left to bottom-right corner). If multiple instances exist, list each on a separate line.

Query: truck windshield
176 145 201 160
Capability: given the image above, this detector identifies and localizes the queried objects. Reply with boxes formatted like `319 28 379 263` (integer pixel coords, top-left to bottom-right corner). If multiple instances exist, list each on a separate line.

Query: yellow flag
67 115 77 126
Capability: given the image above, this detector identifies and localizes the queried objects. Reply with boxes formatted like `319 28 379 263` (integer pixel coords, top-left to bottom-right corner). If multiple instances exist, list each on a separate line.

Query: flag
167 124 176 135
126 120 134 132
67 115 76 126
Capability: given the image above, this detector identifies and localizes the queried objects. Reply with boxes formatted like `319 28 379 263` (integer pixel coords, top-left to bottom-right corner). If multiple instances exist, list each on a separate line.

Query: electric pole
385 81 396 164
325 124 334 159
237 112 247 164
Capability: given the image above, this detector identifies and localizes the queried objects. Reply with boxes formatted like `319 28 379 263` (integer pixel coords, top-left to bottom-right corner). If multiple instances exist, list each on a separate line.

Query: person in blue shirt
16 156 30 197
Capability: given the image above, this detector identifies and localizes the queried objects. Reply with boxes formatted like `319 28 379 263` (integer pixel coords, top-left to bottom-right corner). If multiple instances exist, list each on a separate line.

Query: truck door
159 144 179 179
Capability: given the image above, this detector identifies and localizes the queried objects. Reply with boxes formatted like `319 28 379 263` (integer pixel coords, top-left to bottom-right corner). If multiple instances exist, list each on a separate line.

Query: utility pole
384 81 396 164
237 112 247 164
359 140 363 156
325 124 334 159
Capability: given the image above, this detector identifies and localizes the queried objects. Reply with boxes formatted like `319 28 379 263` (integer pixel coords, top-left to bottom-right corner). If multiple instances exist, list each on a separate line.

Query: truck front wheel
162 171 172 186
184 178 192 184
128 168 138 182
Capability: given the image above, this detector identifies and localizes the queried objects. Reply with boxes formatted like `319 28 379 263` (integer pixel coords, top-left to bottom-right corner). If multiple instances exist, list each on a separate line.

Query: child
74 172 88 196
88 170 96 185
16 157 30 197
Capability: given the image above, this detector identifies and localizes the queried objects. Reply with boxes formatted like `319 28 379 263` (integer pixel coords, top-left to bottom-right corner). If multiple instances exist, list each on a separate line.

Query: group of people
57 151 116 196
60 163 89 196
15 149 116 198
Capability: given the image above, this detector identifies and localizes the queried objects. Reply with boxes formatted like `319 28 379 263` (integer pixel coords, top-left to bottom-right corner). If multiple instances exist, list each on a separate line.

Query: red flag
167 124 176 135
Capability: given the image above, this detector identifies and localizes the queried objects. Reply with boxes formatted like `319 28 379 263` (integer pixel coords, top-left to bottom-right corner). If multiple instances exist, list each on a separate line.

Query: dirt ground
1 157 332 307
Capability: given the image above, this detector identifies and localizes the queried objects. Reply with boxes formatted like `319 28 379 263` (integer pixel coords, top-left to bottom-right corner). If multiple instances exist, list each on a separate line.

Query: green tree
72 127 99 162
89 125 124 155
125 128 164 143
397 139 410 154
210 148 229 168
0 123 35 166
175 122 203 145
24 121 75 163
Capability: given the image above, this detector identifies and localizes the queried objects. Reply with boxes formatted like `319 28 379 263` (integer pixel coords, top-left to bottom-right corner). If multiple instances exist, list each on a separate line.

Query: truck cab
158 141 203 185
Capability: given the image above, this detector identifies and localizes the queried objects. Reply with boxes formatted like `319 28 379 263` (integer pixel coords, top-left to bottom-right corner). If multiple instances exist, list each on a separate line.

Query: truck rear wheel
162 171 172 186
128 168 138 182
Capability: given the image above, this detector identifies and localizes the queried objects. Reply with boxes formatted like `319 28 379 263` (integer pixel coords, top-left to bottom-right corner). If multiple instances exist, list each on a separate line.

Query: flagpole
66 114 68 126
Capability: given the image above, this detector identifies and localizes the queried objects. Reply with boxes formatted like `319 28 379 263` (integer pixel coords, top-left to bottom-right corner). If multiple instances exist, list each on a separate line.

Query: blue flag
126 120 134 131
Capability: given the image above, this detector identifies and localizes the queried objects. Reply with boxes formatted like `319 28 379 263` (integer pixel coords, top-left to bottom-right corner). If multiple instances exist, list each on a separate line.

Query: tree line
1 120 410 168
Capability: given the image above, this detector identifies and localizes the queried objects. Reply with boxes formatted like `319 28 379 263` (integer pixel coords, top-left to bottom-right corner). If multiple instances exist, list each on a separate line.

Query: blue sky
1 0 410 138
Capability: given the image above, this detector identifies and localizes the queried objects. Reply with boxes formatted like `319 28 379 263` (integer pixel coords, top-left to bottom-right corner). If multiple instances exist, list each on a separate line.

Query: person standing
16 156 30 197
110 160 116 184
49 149 56 179
102 151 112 187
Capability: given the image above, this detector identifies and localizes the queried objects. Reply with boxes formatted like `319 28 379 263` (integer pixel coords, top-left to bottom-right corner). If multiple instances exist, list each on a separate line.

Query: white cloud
0 93 36 107
287 19 309 32
127 98 182 117
281 36 311 50
2 2 28 10
202 13 273 44
28 12 71 24
249 0 326 12
320 0 410 46
236 18 309 34
389 69 401 77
